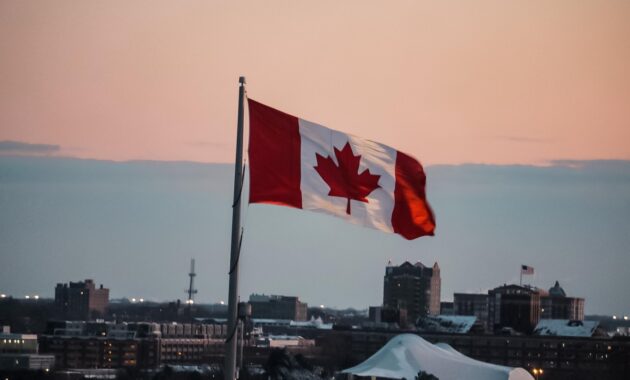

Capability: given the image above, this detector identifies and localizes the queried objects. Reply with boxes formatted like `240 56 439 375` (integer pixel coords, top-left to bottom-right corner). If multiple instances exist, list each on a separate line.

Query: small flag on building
521 265 534 275
247 99 435 240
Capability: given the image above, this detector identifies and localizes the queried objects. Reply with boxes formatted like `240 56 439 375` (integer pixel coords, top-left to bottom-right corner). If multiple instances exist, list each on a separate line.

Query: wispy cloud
0 140 60 156
549 159 630 171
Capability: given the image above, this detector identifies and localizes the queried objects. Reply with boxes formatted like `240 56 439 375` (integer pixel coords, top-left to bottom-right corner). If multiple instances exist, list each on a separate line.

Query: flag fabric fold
247 98 435 240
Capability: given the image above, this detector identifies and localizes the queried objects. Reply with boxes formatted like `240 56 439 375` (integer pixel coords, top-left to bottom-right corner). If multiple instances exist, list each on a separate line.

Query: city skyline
1 0 629 321
2 3 630 379
1 156 628 315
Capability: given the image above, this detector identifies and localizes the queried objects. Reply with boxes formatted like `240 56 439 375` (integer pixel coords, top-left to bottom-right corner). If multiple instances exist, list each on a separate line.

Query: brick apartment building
54 279 109 320
39 321 227 369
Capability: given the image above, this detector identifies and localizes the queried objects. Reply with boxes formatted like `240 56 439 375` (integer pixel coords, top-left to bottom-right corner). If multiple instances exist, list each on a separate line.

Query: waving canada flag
247 99 435 240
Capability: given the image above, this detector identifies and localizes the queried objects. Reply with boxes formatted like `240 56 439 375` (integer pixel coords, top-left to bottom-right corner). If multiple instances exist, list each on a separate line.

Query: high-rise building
383 261 441 323
540 281 585 320
488 284 541 334
55 279 109 320
248 294 308 321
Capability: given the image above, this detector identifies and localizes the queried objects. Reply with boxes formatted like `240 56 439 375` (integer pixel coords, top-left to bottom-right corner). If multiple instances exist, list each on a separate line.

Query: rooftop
416 315 477 334
533 319 599 337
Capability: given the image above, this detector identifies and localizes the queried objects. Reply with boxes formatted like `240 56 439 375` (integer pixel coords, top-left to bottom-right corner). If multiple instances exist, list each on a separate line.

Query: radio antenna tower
186 258 198 305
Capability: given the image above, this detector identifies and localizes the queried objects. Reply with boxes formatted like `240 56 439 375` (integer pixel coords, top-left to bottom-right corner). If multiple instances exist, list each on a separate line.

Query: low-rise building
318 329 630 380
254 335 315 348
452 282 585 334
540 281 585 321
440 302 454 315
249 294 308 321
488 284 541 334
39 320 226 369
454 293 489 331
0 328 55 371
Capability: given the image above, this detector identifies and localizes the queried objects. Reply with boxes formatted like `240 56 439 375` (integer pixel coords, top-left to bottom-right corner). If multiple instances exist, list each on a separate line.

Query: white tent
342 334 533 380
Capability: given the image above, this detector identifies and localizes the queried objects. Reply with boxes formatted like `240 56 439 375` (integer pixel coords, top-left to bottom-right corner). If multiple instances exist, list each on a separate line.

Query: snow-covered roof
163 364 220 374
195 317 333 329
265 335 305 340
342 334 533 380
195 317 227 323
416 315 477 334
290 317 333 330
252 318 292 325
533 319 598 337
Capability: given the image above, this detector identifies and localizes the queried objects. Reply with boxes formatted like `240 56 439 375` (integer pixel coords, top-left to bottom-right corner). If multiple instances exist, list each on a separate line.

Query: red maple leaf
314 142 381 215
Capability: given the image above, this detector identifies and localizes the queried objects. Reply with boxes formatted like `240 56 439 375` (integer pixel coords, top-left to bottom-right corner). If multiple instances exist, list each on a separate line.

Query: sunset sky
1 2 629 315
1 0 629 165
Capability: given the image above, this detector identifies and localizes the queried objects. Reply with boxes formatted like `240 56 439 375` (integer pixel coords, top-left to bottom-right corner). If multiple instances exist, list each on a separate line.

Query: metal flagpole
225 76 246 380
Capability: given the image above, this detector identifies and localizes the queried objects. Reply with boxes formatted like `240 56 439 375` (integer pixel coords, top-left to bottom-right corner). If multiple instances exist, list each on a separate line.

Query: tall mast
225 76 246 380
186 258 197 304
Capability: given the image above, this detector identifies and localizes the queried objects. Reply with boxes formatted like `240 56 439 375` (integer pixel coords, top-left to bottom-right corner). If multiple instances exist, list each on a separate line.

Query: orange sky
1 0 629 165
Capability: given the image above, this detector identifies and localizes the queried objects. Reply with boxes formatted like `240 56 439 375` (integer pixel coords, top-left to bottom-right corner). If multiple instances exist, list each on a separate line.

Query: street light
532 368 544 380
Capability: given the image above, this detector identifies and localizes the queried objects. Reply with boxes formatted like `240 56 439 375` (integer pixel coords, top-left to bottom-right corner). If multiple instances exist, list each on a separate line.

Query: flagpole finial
239 76 246 85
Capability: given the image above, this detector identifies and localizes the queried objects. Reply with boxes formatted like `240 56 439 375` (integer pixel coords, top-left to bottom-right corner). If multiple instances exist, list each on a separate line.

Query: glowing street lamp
532 368 544 380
